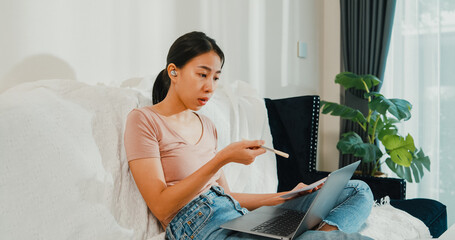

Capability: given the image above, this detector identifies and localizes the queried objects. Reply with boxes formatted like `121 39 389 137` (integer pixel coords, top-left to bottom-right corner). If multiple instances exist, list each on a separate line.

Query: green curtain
339 0 396 173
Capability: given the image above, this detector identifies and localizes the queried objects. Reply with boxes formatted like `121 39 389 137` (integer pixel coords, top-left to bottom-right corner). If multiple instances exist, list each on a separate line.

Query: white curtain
0 0 322 99
383 0 455 225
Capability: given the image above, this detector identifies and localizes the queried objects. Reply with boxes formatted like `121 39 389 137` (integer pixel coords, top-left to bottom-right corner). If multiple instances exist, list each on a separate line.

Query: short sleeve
200 114 218 151
124 109 160 161
213 125 218 151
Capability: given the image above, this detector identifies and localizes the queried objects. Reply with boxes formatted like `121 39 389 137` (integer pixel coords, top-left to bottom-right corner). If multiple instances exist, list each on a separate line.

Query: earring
170 70 177 76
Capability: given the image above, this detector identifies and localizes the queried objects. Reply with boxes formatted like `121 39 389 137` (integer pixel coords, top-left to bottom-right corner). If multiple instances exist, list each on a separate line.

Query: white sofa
0 78 432 240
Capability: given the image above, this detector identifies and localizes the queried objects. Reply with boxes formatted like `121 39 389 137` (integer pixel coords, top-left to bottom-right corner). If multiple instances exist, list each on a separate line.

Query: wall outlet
298 41 307 58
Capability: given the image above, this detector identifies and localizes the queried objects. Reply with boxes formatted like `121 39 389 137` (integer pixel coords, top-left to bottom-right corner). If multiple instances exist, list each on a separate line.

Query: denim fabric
166 180 373 240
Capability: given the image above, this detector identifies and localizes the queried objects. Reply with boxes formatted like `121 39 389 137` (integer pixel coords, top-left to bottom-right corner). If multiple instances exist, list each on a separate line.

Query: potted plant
321 72 430 183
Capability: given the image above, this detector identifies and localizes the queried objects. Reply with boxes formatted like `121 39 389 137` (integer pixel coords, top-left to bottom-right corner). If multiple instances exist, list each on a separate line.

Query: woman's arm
216 171 289 210
217 172 321 211
129 140 266 224
129 155 225 223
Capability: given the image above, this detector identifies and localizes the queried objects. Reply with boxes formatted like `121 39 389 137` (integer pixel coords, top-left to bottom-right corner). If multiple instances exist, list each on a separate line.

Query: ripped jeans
165 180 374 240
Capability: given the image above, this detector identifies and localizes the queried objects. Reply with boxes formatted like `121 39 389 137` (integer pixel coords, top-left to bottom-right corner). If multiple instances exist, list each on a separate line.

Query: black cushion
265 96 320 192
391 199 447 238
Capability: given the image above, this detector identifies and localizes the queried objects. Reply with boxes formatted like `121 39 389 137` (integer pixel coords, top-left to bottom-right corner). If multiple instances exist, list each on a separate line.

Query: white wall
0 0 320 97
0 0 340 171
318 0 341 172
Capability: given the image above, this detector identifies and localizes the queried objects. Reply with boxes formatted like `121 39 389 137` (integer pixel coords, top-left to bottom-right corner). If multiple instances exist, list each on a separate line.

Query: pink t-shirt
124 106 221 195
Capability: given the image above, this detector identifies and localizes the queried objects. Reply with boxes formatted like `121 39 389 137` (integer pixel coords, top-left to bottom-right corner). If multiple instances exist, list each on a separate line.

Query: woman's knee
347 180 374 204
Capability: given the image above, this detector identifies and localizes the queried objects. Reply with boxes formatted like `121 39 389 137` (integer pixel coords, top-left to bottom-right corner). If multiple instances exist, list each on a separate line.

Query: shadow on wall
0 54 76 93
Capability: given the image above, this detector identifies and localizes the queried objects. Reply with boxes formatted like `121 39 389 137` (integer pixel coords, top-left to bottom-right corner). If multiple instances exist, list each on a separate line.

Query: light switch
298 41 307 58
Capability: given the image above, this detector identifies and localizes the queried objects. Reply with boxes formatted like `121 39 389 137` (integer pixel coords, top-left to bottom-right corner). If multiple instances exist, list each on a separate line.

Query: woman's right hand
217 140 267 165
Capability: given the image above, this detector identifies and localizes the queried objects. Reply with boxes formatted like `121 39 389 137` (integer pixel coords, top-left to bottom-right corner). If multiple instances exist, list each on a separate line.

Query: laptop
220 160 361 240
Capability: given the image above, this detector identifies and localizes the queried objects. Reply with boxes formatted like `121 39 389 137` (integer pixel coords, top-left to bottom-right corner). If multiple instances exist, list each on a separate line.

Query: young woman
124 31 374 240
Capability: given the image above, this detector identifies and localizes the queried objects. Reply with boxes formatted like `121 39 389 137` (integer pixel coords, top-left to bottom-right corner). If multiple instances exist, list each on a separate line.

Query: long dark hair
152 31 225 104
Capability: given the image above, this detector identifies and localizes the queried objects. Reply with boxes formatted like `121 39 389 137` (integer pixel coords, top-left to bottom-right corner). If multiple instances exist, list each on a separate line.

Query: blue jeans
165 180 374 240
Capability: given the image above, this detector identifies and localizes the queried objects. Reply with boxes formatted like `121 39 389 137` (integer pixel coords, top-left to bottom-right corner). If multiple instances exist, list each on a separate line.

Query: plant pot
351 174 406 200
354 170 388 178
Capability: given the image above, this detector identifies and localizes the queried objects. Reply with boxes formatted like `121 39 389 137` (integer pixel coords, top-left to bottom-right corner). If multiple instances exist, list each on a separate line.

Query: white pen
242 138 289 158
260 145 289 159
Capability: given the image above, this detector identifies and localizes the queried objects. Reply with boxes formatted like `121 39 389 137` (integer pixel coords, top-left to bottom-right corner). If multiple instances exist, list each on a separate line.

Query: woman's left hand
288 182 324 198
257 182 324 206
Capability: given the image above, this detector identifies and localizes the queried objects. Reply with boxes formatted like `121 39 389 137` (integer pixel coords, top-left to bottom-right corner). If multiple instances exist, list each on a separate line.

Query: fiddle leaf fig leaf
335 72 381 91
320 101 366 124
337 132 382 162
382 134 416 167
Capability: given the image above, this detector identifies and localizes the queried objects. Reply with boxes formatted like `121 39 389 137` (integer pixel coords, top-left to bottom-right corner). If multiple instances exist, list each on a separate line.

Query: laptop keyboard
250 209 305 237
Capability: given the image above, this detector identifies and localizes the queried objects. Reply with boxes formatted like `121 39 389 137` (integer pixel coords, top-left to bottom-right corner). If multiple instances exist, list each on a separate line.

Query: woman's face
172 51 222 111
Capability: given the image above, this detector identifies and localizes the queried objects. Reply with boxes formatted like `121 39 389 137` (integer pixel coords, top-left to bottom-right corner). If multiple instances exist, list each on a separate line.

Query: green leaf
383 115 400 125
414 157 424 175
415 148 431 171
384 149 431 183
382 134 416 167
386 159 408 180
395 165 405 179
404 166 413 182
363 75 382 89
320 101 366 124
335 72 381 91
377 122 398 141
368 114 399 141
337 132 382 162
368 94 412 121
389 99 412 121
368 92 390 114
385 157 396 172
411 163 421 183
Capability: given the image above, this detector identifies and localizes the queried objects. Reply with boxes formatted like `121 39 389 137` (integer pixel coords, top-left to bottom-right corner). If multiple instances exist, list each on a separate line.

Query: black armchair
264 95 448 238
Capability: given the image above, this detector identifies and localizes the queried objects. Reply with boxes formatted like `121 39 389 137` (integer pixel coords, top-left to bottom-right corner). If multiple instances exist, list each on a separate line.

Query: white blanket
0 79 431 240
359 198 432 239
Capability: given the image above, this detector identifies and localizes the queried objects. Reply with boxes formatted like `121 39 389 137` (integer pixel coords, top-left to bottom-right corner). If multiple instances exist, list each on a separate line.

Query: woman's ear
167 64 178 84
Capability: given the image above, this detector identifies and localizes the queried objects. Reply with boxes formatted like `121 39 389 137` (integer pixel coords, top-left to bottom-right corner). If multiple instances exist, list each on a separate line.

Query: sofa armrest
391 199 447 238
